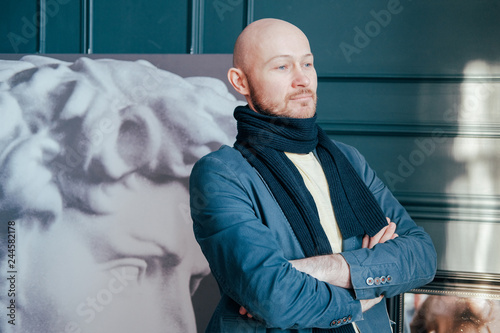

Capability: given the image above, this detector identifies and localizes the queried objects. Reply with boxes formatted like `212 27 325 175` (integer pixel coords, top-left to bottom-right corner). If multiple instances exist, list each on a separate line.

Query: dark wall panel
251 0 500 76
202 0 246 53
0 0 38 53
317 79 500 127
3 0 499 63
92 1 190 53
44 0 83 53
328 134 499 195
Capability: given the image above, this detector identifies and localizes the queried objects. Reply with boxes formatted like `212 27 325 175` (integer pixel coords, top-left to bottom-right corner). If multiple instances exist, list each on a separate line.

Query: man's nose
291 67 311 88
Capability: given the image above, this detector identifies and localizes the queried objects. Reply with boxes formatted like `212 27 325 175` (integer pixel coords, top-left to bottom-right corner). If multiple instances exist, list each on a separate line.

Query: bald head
228 18 317 118
233 19 311 71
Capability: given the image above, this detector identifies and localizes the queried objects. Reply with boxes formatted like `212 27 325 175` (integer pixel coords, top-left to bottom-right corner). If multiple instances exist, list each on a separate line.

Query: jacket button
366 277 374 285
387 275 392 283
380 276 387 284
374 277 381 285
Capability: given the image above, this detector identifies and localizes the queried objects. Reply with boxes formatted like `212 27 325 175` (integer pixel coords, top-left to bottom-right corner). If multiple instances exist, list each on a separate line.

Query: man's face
244 27 318 119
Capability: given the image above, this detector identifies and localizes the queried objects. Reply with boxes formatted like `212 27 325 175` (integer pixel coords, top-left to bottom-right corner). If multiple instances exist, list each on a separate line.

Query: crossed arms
190 145 437 329
240 219 398 317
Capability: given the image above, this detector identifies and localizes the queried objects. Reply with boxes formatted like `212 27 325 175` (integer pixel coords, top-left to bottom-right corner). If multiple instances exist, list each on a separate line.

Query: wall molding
245 0 255 26
189 0 204 54
394 192 500 224
318 75 500 82
80 0 93 53
320 121 500 138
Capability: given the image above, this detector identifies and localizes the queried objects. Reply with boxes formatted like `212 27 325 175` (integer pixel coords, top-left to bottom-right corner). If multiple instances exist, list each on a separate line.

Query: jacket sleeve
336 142 437 300
190 152 362 330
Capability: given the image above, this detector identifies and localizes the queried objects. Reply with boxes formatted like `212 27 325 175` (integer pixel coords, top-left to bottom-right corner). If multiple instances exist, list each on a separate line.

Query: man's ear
227 67 249 96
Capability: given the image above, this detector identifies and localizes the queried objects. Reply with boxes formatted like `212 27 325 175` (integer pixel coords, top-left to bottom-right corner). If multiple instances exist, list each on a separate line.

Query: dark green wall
2 1 499 65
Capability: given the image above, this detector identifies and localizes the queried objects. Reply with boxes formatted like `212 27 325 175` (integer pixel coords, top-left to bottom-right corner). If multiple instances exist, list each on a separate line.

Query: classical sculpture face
0 55 239 333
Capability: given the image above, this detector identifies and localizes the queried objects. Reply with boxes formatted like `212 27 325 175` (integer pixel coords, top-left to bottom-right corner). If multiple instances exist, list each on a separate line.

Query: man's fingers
368 225 388 249
379 222 397 243
360 296 384 312
364 218 399 249
239 306 253 318
362 234 369 248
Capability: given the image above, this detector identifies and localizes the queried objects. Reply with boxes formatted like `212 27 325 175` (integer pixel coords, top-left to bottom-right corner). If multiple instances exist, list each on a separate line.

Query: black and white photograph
0 54 241 333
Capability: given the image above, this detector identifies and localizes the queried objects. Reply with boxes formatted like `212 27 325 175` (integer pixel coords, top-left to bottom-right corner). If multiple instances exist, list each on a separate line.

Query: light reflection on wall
443 60 500 273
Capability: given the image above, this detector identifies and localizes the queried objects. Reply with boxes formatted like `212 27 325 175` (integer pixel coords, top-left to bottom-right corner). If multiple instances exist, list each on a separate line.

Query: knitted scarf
234 105 388 333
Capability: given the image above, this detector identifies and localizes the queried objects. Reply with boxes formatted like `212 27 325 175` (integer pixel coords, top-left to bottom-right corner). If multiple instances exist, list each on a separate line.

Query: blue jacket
190 141 437 333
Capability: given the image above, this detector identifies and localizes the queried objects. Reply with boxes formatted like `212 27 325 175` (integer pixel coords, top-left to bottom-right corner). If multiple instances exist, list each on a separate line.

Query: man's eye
277 65 287 70
304 63 313 68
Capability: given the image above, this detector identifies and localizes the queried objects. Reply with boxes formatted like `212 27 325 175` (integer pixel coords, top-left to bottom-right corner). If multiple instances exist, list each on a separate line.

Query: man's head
228 18 318 119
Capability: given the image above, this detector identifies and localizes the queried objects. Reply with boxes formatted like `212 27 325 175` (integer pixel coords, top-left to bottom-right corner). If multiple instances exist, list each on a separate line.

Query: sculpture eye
99 258 148 286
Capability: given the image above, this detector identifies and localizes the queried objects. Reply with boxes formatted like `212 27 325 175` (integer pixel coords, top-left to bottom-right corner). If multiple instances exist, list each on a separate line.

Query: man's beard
247 80 317 118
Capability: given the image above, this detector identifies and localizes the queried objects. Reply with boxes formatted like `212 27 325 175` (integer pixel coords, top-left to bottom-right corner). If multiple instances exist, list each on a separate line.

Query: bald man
190 19 437 333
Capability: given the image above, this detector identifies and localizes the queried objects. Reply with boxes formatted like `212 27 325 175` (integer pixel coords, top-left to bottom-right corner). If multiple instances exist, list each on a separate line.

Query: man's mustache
288 89 316 100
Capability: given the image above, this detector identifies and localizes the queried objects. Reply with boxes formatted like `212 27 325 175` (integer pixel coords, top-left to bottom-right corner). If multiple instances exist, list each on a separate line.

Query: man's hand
358 218 396 313
360 296 384 312
362 217 398 249
239 306 253 318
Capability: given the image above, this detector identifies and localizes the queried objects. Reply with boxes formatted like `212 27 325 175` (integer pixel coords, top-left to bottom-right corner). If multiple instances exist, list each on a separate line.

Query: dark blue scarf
234 105 388 333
